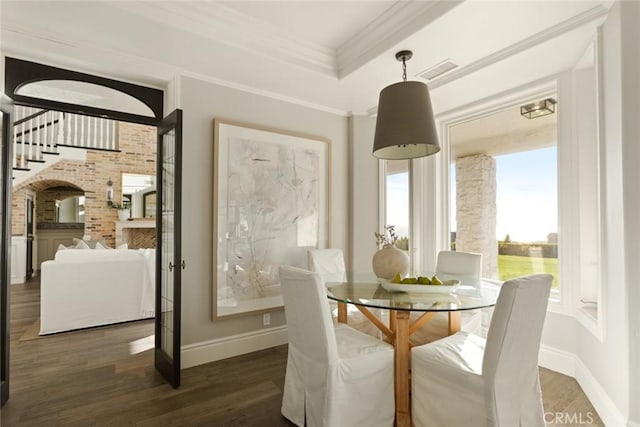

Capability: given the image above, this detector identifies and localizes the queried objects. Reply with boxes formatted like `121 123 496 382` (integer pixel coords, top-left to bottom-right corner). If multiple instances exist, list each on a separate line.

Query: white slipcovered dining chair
308 248 383 337
307 248 347 285
411 274 553 427
279 265 395 427
435 250 483 282
436 250 483 335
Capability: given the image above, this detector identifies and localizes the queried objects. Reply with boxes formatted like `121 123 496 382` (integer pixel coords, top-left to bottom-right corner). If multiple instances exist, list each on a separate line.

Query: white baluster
35 111 42 160
37 112 43 160
80 115 85 147
56 111 64 153
65 112 70 147
13 112 19 169
105 119 110 150
99 118 105 149
93 116 98 148
74 114 78 148
20 114 26 168
111 120 116 150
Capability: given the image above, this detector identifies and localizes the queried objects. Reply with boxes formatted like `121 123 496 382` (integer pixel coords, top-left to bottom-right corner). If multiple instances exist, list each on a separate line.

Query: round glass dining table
326 276 500 427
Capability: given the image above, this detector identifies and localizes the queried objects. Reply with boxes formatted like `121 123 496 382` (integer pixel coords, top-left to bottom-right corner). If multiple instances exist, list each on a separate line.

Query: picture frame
213 119 331 318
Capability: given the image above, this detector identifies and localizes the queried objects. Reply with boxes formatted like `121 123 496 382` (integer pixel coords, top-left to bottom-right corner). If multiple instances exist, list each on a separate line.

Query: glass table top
326 277 500 312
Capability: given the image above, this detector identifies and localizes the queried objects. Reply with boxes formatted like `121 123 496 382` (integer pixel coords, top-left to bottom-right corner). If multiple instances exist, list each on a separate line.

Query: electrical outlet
263 313 271 326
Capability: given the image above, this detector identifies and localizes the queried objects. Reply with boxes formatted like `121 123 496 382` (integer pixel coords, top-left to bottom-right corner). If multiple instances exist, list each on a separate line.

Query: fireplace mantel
115 220 156 248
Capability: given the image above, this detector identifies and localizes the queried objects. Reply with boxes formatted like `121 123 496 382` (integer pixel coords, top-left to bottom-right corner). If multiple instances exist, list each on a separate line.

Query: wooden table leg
394 310 411 427
389 309 396 332
337 302 347 324
448 311 461 335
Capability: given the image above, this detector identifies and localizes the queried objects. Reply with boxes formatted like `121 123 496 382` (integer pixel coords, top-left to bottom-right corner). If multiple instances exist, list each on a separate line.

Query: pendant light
373 50 440 159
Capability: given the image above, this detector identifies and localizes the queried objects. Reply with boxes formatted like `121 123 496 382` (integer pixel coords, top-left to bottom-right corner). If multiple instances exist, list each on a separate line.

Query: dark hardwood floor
1 277 602 426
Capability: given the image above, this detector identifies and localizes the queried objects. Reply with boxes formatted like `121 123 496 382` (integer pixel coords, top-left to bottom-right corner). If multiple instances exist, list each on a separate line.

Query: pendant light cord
402 58 407 81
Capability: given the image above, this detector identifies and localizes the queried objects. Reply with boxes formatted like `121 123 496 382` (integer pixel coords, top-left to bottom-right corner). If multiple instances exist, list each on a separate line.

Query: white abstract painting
214 120 329 317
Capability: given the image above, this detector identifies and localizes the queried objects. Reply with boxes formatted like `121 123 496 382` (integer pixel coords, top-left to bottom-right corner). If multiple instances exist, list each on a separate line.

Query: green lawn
498 255 558 288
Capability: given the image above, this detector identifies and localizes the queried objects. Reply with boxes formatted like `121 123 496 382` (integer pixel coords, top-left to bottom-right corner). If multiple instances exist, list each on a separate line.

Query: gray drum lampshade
373 80 440 159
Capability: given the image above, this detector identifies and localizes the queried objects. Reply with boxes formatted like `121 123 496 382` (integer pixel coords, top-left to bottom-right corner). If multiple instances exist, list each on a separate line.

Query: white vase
117 208 130 221
372 244 410 279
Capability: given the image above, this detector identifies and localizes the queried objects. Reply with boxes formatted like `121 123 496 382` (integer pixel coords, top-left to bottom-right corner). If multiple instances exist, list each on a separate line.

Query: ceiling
450 103 558 159
0 1 610 118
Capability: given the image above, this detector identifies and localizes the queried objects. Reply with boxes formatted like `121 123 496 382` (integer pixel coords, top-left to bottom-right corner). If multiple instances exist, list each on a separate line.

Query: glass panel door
1 97 14 407
154 109 182 388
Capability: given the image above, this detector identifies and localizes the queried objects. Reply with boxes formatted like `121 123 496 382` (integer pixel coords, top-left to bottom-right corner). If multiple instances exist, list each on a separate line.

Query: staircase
12 106 119 186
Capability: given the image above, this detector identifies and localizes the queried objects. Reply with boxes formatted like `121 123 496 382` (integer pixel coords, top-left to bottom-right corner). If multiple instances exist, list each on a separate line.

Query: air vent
418 59 458 81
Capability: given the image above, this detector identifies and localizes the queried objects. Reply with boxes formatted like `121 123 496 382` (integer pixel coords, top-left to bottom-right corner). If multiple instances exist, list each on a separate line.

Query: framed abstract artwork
213 119 331 318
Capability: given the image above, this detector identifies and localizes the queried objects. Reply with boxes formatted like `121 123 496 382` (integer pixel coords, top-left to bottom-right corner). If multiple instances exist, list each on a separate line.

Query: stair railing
13 106 118 171
63 113 117 151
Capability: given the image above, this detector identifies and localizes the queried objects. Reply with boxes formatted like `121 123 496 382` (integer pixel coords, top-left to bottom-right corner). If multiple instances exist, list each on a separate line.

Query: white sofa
39 248 155 335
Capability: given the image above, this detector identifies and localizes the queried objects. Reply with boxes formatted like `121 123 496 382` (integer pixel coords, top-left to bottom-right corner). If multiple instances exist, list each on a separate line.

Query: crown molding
180 71 350 117
112 2 337 78
1 23 176 89
2 20 350 116
337 1 464 79
428 4 610 90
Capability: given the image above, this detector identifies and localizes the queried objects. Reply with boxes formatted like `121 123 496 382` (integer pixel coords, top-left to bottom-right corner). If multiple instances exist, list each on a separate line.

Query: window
448 105 559 288
495 148 559 288
384 160 411 264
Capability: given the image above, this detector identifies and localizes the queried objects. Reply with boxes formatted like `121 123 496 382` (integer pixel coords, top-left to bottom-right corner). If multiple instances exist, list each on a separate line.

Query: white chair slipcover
435 250 483 283
307 248 347 285
308 248 384 338
411 274 553 427
436 250 484 335
279 266 395 427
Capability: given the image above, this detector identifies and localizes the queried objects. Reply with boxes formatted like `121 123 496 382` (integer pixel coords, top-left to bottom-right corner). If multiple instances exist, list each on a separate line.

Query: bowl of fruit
378 273 460 294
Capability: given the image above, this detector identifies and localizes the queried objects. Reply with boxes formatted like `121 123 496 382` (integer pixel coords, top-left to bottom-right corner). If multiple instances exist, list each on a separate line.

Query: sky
386 146 558 243
452 146 558 243
386 172 410 238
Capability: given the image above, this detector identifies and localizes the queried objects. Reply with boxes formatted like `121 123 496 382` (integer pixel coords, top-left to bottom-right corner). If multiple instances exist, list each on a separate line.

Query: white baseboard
539 345 628 426
574 358 627 427
539 344 576 377
181 325 288 369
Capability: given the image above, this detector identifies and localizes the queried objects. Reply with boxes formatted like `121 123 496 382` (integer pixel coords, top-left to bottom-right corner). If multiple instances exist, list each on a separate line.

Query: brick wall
11 122 156 247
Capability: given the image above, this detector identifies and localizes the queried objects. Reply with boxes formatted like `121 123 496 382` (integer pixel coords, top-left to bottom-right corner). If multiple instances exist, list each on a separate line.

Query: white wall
572 2 631 422
10 236 25 284
619 1 640 424
348 114 380 272
177 75 349 350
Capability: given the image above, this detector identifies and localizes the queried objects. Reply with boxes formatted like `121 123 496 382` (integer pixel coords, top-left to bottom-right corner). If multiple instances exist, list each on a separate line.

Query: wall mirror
56 196 85 223
122 173 156 218
36 186 85 225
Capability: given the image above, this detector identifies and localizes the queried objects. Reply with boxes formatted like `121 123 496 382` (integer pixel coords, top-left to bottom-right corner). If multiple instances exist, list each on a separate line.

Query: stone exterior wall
11 122 156 247
455 154 498 278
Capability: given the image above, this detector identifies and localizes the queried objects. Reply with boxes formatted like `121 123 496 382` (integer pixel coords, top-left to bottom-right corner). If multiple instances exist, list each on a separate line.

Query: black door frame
2 57 182 398
1 97 14 407
155 109 183 388
5 57 163 126
25 194 34 281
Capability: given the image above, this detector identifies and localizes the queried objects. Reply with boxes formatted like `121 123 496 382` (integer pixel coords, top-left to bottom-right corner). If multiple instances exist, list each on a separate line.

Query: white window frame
377 70 605 342
379 159 415 274
431 80 571 315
